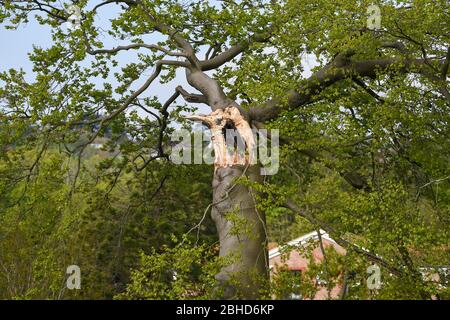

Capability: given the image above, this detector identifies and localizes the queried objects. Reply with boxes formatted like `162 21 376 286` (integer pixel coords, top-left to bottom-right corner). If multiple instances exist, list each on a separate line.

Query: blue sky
0 18 52 78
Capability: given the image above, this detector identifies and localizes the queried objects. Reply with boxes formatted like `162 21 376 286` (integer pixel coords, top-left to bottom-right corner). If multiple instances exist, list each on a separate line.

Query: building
268 230 346 299
268 230 449 300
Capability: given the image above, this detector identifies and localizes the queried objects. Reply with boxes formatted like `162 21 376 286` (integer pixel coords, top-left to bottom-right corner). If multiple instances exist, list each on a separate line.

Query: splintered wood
186 107 255 169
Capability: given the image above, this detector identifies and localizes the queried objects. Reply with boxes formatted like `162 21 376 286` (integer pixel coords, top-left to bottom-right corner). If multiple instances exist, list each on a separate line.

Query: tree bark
212 165 268 299
186 106 269 299
183 52 270 297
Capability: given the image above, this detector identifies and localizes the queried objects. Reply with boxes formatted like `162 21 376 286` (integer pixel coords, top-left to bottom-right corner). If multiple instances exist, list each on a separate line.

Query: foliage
0 0 448 299
115 241 222 300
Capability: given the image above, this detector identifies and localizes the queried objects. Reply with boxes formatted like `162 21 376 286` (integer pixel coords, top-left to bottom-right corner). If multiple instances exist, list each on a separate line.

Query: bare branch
135 91 179 171
352 77 385 103
82 59 185 126
176 85 208 104
0 0 67 21
92 0 135 12
86 43 188 57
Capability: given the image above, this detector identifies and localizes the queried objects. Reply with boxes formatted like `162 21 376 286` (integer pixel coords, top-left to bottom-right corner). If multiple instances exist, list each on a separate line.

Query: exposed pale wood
186 106 256 170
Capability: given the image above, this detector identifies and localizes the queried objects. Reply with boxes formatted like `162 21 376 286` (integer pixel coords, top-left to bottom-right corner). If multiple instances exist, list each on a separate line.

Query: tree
0 0 448 299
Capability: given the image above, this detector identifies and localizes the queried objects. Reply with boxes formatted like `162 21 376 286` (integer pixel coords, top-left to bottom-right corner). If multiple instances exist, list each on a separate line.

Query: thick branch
249 54 439 122
176 86 208 104
137 1 200 69
199 33 270 71
185 69 243 113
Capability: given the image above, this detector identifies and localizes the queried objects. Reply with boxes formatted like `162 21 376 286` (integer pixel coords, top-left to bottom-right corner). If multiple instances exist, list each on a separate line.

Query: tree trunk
184 68 269 298
212 165 268 299
186 106 269 299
